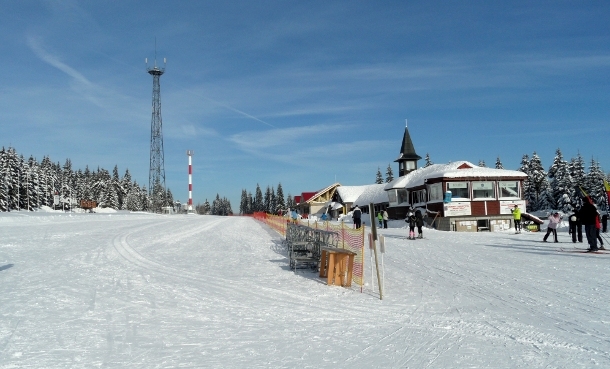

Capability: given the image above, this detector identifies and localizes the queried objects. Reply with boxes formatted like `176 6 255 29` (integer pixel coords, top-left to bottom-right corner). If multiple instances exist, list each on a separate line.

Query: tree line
194 195 233 216
0 146 173 212
518 149 608 213
239 183 295 215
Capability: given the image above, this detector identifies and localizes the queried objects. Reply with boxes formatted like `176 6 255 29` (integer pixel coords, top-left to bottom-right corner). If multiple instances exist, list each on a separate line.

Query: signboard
447 182 468 189
499 200 526 215
53 195 60 205
443 201 471 216
473 181 493 190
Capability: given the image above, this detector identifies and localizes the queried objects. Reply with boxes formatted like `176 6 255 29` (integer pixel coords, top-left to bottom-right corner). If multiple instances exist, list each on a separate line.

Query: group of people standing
511 202 607 251
406 209 424 239
569 200 606 252
376 210 389 229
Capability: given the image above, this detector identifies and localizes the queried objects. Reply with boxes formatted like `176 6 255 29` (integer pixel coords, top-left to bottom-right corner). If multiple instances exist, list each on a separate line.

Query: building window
397 189 408 204
387 190 397 204
412 189 427 204
499 181 519 199
428 183 443 202
472 181 495 199
447 182 469 199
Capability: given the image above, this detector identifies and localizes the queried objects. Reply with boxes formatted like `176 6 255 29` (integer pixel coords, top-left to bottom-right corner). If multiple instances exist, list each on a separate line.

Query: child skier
406 211 417 240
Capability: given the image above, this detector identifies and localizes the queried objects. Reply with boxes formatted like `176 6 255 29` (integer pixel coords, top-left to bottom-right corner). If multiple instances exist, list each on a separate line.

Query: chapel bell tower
394 120 421 177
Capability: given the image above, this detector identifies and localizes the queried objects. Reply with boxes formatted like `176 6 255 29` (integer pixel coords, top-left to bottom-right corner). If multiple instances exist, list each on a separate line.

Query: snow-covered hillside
1 212 609 368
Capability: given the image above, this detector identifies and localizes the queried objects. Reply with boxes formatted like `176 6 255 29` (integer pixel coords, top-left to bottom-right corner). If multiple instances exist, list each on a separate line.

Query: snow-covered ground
1 212 609 368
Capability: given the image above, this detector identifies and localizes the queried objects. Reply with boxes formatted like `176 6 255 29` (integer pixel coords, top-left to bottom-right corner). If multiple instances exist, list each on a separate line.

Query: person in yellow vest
511 204 522 233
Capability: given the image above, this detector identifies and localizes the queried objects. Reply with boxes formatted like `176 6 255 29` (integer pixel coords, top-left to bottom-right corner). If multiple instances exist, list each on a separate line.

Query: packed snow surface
1 212 609 368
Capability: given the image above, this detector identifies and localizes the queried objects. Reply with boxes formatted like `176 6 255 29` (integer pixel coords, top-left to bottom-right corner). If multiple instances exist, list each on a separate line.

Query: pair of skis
557 247 609 254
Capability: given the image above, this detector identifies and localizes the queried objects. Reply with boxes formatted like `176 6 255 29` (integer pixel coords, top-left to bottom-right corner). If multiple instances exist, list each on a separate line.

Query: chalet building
291 123 527 231
385 161 527 232
294 183 341 218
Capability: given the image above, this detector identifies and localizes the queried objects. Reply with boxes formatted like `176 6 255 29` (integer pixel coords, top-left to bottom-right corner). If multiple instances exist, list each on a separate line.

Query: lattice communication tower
146 54 167 213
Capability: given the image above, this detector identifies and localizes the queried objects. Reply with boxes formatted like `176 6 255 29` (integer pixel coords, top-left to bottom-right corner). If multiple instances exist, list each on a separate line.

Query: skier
595 211 605 250
352 206 362 229
406 211 416 239
291 208 298 224
580 199 599 251
511 204 522 233
568 210 583 243
377 212 383 228
382 209 389 229
415 209 424 238
542 212 561 243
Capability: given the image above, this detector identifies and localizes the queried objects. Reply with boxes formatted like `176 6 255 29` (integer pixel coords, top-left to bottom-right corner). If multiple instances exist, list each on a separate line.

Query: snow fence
251 212 366 287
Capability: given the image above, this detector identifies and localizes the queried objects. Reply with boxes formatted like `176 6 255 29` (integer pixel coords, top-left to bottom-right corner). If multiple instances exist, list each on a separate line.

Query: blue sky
1 1 609 209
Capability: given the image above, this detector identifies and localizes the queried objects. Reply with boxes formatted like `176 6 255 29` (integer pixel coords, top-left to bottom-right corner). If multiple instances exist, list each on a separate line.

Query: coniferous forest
0 146 172 212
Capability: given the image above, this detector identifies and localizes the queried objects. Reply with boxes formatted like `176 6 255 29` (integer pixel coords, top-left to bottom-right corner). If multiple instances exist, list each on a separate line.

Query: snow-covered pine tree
518 154 533 210
25 156 40 210
165 188 174 209
264 185 272 213
586 158 606 208
385 164 394 183
275 183 286 214
478 160 486 167
254 184 263 212
548 148 573 212
0 148 8 211
223 197 233 215
119 169 132 210
39 156 54 207
239 189 247 214
6 148 20 211
270 187 276 215
529 152 551 211
123 181 141 211
286 193 295 209
375 167 383 184
495 156 504 169
568 153 586 190
424 153 433 168
246 192 253 214
211 194 220 215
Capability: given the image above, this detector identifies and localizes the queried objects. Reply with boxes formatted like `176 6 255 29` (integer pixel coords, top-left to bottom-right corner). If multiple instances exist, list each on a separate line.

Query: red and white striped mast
186 150 194 214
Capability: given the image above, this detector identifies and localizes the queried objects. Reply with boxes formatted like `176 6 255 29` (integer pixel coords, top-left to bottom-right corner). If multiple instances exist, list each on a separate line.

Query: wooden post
370 202 383 300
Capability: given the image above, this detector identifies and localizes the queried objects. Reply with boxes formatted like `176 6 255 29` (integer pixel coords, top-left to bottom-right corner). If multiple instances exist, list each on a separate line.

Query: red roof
294 196 301 204
301 192 317 202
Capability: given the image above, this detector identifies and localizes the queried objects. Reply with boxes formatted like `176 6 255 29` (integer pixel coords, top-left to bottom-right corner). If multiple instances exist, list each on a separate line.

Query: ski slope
1 212 609 368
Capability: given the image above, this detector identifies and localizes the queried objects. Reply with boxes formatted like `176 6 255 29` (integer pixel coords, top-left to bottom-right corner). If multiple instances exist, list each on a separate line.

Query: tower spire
394 121 421 177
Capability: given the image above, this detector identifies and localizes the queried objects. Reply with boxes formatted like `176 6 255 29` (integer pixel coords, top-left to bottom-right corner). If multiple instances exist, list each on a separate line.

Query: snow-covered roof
352 184 388 207
384 161 527 190
336 185 367 203
337 184 388 206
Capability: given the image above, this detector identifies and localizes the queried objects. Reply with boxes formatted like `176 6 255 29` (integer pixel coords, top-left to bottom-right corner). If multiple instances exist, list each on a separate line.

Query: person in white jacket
543 212 562 243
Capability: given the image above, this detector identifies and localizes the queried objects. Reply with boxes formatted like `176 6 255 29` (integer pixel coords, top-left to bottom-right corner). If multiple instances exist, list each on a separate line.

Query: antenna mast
146 42 167 213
